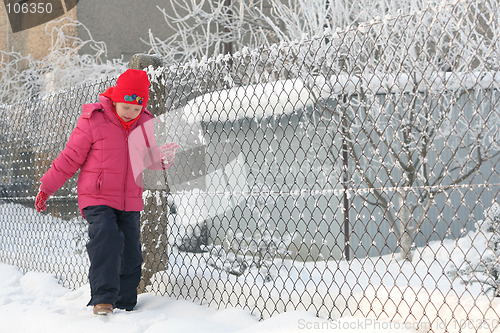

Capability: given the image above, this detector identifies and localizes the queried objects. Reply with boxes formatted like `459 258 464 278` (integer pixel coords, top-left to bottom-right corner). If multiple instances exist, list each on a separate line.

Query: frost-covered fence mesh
1 0 500 331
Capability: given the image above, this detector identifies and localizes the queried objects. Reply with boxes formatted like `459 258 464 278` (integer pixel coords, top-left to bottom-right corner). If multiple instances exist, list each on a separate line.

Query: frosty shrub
0 18 125 104
450 203 500 297
202 185 294 282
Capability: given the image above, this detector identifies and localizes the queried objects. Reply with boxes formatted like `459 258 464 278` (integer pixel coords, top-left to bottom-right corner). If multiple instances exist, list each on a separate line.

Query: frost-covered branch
147 0 498 71
145 0 273 63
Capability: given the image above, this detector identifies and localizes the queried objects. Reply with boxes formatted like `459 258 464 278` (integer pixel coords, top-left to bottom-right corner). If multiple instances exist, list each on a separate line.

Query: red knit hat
102 69 150 107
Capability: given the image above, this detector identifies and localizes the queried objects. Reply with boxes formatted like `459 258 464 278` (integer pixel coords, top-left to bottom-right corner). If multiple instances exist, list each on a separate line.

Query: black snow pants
83 205 143 311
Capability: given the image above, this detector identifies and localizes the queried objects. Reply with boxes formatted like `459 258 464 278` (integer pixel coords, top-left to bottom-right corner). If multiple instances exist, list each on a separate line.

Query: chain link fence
1 0 499 331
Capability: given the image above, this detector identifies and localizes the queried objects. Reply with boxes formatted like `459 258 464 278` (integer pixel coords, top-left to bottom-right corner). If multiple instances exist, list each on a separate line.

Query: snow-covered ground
1 203 500 333
0 262 424 333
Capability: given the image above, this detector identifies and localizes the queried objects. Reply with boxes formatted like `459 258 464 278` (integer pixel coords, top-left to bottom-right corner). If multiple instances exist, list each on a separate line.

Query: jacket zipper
122 129 130 210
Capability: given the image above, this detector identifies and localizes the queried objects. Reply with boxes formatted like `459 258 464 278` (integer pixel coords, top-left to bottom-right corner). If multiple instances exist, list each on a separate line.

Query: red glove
35 190 50 212
160 143 179 169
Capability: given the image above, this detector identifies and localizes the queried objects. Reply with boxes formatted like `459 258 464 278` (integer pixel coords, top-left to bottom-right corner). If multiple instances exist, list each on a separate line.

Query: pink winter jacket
40 95 165 217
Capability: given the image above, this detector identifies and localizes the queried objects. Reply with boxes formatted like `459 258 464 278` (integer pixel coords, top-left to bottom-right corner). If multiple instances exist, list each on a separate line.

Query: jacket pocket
96 171 103 193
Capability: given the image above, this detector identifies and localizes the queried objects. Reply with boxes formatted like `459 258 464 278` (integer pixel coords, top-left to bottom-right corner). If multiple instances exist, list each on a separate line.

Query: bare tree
317 0 499 260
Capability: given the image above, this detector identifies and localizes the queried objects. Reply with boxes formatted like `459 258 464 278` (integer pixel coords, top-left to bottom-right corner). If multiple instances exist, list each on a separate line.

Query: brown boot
93 303 113 315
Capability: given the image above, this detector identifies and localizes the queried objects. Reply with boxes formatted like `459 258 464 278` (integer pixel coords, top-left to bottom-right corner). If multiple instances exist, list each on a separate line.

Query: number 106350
6 2 53 14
